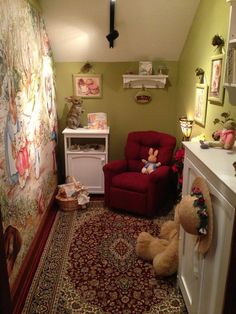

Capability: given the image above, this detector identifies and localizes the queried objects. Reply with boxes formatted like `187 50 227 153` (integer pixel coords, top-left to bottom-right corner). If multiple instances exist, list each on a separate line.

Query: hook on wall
195 67 205 84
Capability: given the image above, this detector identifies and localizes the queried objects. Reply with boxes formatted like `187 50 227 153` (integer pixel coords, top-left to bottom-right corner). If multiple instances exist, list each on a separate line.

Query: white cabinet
178 142 236 314
62 127 109 194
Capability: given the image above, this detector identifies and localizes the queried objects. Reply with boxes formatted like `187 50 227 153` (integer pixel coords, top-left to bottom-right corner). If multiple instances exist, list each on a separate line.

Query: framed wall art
194 83 208 127
73 74 102 98
209 54 224 104
139 61 152 75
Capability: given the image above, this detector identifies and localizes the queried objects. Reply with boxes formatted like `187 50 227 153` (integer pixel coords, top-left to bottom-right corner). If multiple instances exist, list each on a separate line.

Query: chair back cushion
125 131 176 172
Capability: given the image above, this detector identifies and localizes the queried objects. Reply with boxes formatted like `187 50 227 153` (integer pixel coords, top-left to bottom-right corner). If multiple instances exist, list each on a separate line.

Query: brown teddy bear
136 206 179 276
136 177 213 276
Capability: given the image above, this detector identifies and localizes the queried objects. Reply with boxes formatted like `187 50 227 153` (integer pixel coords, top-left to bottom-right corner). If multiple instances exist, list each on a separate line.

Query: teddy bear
136 206 179 276
141 148 161 174
200 119 236 150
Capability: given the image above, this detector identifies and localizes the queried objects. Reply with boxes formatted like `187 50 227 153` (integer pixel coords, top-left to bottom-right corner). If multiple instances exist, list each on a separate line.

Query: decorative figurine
211 34 225 53
80 62 93 73
195 67 205 84
200 112 236 150
65 96 84 129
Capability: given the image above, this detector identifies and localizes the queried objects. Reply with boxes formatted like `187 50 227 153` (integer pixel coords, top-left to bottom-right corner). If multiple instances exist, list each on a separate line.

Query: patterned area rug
22 201 186 314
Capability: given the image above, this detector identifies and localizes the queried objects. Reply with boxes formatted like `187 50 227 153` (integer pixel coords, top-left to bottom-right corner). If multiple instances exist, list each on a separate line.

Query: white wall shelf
122 74 168 89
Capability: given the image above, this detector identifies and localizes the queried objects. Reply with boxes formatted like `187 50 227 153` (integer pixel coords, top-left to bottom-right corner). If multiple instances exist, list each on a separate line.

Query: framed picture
139 61 152 75
194 83 208 127
209 54 224 103
73 74 102 98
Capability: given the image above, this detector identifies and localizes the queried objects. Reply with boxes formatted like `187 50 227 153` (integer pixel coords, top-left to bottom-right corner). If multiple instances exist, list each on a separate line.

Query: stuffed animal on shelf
200 119 236 150
136 206 179 277
66 96 85 129
141 148 161 174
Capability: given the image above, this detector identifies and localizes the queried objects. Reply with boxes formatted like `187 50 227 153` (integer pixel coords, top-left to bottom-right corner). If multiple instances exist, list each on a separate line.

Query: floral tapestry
0 0 58 288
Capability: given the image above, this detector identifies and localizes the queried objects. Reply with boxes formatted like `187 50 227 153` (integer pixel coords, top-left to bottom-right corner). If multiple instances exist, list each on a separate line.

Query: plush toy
141 148 161 174
200 119 236 150
136 206 179 276
66 96 85 129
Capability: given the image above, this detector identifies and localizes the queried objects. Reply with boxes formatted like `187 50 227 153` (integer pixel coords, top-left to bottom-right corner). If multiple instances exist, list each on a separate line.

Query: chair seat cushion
112 172 149 193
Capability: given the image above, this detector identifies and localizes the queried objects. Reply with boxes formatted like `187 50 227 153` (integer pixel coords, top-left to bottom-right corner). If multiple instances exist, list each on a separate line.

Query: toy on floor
200 119 236 150
136 206 179 276
136 177 213 276
141 148 161 174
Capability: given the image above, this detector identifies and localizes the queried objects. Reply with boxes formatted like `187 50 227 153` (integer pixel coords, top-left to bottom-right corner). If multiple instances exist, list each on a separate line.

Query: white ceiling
39 0 200 62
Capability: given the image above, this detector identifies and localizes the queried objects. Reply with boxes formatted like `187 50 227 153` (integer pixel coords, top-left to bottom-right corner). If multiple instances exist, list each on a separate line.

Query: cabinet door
178 157 235 314
67 154 105 193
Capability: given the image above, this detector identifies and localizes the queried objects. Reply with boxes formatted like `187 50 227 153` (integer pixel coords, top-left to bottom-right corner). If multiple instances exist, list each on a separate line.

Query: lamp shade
179 117 193 140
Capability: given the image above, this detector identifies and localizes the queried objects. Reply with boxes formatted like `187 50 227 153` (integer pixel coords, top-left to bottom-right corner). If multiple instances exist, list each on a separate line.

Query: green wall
55 0 236 182
177 0 236 141
55 61 178 180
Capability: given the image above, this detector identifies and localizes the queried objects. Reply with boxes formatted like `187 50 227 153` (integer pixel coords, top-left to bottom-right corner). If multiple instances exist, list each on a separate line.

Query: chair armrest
103 160 128 175
149 165 171 183
103 160 128 207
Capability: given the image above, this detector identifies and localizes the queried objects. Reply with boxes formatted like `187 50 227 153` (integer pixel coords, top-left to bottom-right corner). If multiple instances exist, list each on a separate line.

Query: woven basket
56 176 83 212
56 195 81 212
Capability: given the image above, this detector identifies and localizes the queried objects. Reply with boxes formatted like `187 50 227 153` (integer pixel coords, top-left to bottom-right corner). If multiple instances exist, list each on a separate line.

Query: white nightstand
62 127 109 194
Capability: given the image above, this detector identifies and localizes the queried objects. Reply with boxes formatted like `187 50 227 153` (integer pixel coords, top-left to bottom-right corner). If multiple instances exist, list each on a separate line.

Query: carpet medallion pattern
23 201 186 314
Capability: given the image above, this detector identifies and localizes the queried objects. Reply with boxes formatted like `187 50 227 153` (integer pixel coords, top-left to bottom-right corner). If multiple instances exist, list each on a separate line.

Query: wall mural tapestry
0 0 58 288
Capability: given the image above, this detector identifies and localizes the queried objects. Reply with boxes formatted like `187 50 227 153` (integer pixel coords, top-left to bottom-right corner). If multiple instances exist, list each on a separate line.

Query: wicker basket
56 176 85 212
56 195 81 212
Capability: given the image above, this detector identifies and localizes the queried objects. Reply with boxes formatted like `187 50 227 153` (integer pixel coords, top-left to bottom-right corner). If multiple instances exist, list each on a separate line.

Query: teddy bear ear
154 149 158 156
149 148 153 155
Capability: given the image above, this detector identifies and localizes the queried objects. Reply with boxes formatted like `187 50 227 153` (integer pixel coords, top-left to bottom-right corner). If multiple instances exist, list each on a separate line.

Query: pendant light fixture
106 0 119 48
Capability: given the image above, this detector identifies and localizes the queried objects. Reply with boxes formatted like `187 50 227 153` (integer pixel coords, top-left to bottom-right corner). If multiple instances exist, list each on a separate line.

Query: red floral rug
23 201 186 314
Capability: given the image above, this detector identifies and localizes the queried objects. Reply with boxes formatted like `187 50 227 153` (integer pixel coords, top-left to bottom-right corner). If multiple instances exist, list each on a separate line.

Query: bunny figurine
141 148 161 174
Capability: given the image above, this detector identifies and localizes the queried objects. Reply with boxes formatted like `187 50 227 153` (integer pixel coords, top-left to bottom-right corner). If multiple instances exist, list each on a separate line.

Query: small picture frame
209 54 224 104
194 83 208 127
139 61 152 75
73 74 102 98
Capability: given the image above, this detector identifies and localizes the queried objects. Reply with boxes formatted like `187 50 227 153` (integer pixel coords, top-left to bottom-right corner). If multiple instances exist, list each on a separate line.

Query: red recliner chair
103 131 176 217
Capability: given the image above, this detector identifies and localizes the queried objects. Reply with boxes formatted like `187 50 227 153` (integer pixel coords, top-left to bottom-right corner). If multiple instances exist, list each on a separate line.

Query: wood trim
0 209 12 314
12 190 58 314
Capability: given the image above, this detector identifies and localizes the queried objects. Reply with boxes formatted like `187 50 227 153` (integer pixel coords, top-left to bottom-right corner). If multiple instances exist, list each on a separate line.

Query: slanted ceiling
39 0 200 62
